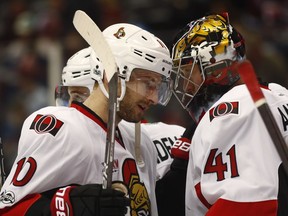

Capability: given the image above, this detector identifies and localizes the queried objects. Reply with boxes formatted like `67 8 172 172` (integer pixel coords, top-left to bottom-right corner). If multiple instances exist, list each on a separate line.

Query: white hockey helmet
56 47 104 106
102 23 173 105
62 46 103 92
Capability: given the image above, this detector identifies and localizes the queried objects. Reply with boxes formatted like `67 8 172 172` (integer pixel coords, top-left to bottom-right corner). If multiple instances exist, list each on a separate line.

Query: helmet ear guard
89 48 110 98
90 49 105 82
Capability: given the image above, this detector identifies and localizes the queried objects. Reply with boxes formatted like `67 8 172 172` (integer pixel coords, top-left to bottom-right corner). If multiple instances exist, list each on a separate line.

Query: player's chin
119 110 141 123
128 112 144 123
130 114 143 123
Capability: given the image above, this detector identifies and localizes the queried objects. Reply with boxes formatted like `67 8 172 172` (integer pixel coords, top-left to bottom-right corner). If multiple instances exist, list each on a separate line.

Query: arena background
0 0 287 175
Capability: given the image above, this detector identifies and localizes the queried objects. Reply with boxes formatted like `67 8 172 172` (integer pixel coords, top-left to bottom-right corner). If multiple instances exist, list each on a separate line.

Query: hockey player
56 45 192 215
56 45 187 216
170 12 288 215
0 23 172 216
56 46 185 180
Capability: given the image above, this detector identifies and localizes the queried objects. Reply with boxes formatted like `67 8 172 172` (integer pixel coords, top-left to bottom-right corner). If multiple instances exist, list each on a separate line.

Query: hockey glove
50 184 130 216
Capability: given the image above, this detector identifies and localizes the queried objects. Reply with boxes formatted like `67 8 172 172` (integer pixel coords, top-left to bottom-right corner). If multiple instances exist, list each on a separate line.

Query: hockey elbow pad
171 122 197 160
171 137 191 161
170 137 190 171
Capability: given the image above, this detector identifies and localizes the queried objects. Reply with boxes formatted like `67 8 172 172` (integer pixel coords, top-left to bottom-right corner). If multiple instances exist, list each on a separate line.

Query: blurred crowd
0 0 287 174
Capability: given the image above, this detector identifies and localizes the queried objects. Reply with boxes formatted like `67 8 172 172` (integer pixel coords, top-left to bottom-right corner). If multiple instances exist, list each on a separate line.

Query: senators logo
30 114 64 136
209 101 239 122
113 27 125 39
123 159 151 216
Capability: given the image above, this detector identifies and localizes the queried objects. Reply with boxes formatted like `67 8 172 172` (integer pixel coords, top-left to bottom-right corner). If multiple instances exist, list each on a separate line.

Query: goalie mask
55 47 103 106
171 13 246 122
101 23 173 105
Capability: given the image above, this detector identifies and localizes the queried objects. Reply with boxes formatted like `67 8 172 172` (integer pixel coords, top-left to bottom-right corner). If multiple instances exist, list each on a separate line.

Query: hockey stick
73 10 118 189
238 60 288 176
0 137 6 188
135 122 145 167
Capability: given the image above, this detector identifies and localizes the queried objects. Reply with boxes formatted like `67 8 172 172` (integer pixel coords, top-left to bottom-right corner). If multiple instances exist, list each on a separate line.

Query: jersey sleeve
0 108 92 209
0 192 52 216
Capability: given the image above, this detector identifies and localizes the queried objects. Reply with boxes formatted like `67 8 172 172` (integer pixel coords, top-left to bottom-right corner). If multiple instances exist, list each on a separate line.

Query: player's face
180 62 203 96
118 69 163 122
170 58 205 109
68 86 90 105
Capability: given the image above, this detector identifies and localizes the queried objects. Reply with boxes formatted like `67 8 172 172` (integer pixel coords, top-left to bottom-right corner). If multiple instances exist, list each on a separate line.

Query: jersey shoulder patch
209 101 239 122
29 114 64 136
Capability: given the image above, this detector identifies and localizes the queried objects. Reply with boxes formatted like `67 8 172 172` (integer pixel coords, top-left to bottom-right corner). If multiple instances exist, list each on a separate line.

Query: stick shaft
0 138 6 188
134 122 145 167
258 105 288 174
103 73 118 188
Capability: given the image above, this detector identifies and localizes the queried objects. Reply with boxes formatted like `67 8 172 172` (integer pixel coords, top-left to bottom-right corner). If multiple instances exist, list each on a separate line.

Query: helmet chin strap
91 62 127 109
98 79 109 98
118 78 126 102
98 77 127 110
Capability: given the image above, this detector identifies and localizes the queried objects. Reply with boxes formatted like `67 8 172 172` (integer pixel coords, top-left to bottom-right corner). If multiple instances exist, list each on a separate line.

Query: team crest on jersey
209 101 239 122
30 114 64 136
123 159 151 215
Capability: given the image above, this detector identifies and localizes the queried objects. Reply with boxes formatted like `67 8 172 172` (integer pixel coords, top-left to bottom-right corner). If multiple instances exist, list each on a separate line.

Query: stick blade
73 10 117 82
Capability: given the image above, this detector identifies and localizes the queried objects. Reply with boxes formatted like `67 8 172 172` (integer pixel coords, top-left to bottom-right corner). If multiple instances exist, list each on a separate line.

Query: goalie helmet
102 23 172 105
171 13 246 122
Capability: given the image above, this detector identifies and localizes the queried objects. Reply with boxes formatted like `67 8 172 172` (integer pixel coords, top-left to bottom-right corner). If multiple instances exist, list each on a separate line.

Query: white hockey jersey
141 122 185 180
0 102 158 216
186 83 288 215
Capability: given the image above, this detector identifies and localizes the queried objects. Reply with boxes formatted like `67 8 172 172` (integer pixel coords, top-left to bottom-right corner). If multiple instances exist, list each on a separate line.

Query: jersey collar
70 101 124 148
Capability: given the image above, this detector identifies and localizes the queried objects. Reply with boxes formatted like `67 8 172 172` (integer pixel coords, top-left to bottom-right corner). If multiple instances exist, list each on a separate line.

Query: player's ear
102 71 109 86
